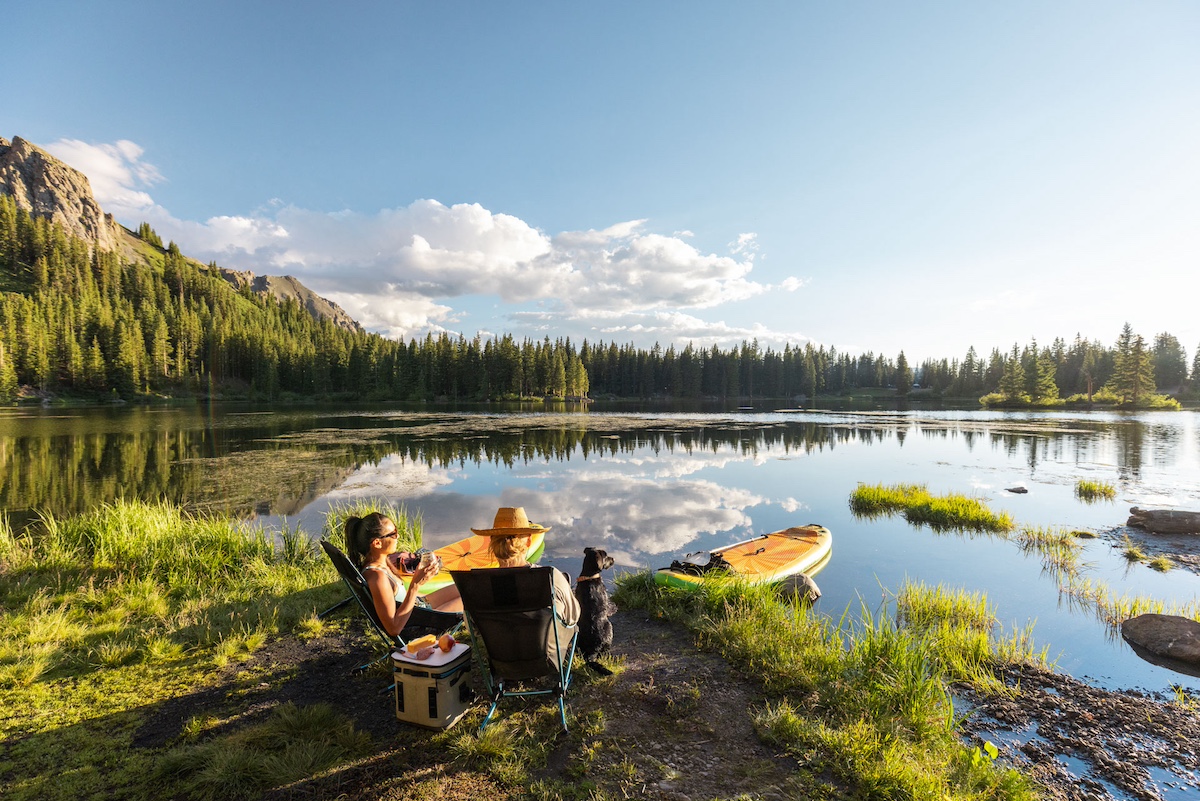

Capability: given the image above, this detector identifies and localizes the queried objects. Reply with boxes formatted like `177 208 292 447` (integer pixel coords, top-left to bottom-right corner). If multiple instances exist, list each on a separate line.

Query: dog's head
581 546 615 575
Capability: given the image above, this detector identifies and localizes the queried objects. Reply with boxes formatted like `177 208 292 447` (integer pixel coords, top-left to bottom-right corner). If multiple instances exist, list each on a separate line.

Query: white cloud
44 138 164 217
531 309 814 349
52 137 807 344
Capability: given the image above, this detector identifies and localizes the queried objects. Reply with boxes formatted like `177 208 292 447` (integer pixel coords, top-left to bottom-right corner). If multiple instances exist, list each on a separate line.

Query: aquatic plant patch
850 483 1014 533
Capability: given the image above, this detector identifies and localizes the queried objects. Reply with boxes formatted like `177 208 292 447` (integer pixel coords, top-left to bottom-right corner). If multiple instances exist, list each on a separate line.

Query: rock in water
777 573 821 604
1121 614 1200 667
1126 507 1200 534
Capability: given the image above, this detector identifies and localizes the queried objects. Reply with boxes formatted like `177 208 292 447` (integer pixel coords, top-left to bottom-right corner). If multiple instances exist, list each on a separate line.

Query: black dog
573 547 617 675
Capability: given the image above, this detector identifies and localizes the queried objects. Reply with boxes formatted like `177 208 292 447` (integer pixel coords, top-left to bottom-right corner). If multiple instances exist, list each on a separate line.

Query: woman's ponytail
344 515 366 566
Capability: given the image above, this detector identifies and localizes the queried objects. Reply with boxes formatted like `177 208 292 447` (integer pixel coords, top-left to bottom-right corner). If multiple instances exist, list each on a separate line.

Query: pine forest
0 195 1193 407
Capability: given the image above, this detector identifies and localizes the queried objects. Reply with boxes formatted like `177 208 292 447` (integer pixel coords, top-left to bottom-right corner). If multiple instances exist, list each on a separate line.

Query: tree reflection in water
0 407 1188 531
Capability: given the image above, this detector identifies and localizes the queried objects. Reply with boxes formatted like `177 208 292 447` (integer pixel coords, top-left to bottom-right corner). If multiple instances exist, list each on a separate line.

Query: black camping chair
319 539 462 676
450 566 578 732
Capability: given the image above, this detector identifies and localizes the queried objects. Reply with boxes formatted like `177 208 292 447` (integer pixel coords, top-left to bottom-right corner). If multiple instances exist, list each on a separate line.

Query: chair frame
451 566 578 732
319 539 462 677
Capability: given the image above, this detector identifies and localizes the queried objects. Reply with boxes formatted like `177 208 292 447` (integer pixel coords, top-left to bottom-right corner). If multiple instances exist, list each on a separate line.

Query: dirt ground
131 604 1200 801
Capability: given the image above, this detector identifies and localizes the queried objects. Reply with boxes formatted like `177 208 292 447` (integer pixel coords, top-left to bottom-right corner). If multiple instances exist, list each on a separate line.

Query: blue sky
9 1 1200 362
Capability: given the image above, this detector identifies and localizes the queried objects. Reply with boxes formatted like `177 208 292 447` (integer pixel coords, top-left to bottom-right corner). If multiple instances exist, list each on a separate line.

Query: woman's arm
551 568 581 626
365 566 429 638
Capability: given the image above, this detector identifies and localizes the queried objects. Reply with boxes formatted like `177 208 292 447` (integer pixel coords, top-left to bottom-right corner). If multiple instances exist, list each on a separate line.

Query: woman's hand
409 556 437 586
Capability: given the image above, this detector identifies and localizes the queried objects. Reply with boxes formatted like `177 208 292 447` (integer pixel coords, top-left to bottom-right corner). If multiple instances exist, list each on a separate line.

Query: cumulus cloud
524 309 814 349
52 137 807 345
45 138 164 217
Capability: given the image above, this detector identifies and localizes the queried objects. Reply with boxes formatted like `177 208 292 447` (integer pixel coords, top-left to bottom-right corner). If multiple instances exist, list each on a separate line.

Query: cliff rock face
0 136 123 253
0 134 360 332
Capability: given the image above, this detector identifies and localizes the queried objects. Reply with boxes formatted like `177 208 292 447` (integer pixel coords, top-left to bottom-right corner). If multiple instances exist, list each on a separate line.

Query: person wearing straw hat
473 507 580 664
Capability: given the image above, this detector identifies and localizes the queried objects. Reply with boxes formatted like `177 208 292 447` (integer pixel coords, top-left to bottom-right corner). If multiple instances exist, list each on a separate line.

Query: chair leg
353 651 391 674
479 698 501 732
558 695 568 733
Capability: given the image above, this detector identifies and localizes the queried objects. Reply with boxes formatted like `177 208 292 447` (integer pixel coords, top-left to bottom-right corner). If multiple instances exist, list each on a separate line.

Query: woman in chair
473 507 580 664
345 512 462 637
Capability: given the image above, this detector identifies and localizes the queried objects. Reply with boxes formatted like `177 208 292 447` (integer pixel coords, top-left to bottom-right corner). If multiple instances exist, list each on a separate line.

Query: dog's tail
585 660 614 676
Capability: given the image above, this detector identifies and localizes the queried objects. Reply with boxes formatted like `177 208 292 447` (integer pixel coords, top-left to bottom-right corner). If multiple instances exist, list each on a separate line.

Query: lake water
5 402 1200 696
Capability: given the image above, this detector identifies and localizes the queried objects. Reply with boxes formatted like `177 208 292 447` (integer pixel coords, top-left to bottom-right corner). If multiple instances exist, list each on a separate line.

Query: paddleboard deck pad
655 524 831 589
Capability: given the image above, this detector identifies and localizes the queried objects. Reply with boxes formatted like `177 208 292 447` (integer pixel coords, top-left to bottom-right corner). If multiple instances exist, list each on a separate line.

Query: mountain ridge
0 135 359 332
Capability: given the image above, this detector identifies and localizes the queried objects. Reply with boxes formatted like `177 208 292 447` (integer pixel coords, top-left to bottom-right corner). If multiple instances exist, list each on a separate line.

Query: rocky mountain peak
0 134 361 333
0 135 123 253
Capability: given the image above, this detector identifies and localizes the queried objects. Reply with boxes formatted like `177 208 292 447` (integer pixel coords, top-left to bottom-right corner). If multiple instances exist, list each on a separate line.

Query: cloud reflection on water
319 443 784 568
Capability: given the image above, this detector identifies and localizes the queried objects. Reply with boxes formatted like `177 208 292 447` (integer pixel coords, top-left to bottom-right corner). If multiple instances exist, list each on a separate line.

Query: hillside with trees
0 197 588 403
0 194 1194 408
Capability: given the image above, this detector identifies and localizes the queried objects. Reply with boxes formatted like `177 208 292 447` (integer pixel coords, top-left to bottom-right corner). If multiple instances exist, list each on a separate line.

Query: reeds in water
1074 479 1117 502
849 483 1014 533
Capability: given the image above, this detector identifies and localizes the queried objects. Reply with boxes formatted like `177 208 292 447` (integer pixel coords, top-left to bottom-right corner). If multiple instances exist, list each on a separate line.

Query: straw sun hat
471 507 552 537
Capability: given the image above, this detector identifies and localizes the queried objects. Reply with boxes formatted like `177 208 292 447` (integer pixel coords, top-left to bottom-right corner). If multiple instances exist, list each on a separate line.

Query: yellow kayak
655 525 832 589
405 530 547 595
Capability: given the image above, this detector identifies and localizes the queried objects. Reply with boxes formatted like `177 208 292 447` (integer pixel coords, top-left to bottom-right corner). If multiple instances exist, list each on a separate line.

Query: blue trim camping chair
450 566 578 732
319 539 462 679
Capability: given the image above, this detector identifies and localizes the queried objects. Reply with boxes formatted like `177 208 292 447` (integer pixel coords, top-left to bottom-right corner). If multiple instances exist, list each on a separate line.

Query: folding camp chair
319 539 462 676
450 566 579 732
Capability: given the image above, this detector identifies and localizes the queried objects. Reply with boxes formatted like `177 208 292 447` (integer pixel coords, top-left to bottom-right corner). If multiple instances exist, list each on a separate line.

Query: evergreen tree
1108 324 1157 405
0 341 17 401
999 344 1026 401
1031 348 1059 403
895 351 912 396
84 337 107 392
1152 333 1187 391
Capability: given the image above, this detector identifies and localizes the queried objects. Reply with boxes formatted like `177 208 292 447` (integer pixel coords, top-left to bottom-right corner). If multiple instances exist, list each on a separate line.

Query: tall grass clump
850 483 1014 533
614 571 1038 800
1012 525 1083 581
896 581 1048 692
848 483 930 519
1060 576 1200 628
1074 479 1117 502
322 499 422 551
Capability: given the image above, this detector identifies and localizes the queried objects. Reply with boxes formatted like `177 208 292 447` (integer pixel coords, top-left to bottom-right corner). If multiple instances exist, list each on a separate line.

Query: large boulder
1126 507 1200 534
1121 614 1200 672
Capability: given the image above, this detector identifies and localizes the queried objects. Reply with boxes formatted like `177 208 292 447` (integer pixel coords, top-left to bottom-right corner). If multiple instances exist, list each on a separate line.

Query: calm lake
5 402 1200 695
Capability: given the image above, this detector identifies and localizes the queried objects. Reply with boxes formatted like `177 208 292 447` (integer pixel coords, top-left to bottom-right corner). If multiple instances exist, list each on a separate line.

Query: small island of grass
1075 479 1117 502
849 482 1015 533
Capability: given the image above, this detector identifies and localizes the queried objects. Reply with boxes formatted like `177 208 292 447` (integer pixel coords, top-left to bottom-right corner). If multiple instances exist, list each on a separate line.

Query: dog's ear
584 546 596 555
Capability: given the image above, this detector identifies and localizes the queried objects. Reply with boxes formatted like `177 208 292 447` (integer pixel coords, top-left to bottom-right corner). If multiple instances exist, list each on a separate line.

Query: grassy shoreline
1 500 1064 800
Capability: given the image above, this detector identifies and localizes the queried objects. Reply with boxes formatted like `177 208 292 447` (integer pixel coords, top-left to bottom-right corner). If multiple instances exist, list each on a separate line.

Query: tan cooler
392 642 473 729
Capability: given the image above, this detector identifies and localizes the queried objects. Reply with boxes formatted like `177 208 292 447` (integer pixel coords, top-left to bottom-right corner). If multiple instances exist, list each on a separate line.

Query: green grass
154 702 372 798
849 483 1015 533
1122 536 1148 562
321 499 424 551
614 572 1040 800
1074 479 1117 502
0 500 350 800
1011 525 1083 581
1060 576 1200 627
1148 556 1174 572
